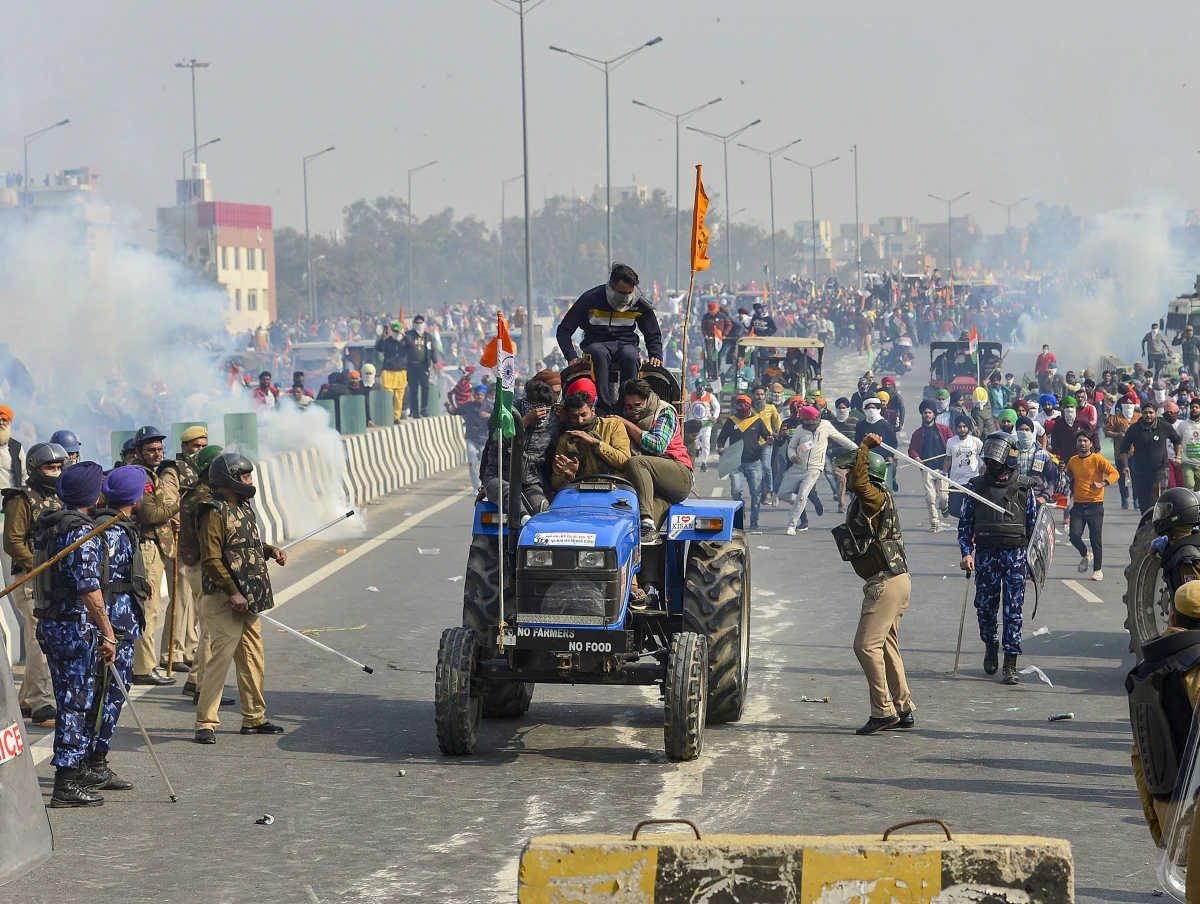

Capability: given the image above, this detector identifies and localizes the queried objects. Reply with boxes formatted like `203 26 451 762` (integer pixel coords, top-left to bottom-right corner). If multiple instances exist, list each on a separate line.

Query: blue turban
103 465 147 506
1039 393 1057 407
57 461 104 508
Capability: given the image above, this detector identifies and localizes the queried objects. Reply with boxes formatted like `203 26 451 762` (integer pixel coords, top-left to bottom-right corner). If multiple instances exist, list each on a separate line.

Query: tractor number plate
499 626 628 654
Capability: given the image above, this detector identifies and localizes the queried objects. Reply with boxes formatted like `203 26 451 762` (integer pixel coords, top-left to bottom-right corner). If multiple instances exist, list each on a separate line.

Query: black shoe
80 756 134 791
132 670 175 686
30 705 57 726
170 660 192 674
194 729 216 745
182 681 196 696
1002 653 1019 685
856 715 901 735
886 710 915 729
983 642 999 676
50 767 104 807
240 721 285 735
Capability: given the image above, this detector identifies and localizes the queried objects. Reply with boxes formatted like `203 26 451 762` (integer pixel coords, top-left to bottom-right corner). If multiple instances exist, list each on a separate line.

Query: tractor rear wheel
435 627 482 755
1124 509 1169 659
664 631 707 762
462 534 534 718
682 532 750 724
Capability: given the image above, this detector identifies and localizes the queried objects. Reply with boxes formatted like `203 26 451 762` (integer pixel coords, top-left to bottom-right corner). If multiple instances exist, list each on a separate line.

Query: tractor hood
519 507 637 553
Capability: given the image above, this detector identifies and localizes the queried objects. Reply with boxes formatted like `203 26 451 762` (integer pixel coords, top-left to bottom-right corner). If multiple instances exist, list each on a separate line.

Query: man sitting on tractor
614 379 694 544
555 263 663 416
551 391 631 490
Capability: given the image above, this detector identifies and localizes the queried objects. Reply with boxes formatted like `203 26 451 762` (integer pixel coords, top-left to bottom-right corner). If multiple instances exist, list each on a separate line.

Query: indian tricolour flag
480 312 517 439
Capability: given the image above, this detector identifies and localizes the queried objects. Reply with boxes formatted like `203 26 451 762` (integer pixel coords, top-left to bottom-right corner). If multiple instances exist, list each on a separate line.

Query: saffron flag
690 165 711 273
480 312 517 438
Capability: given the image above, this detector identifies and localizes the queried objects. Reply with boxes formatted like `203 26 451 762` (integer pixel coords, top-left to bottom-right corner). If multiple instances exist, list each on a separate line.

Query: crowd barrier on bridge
517 826 1074 903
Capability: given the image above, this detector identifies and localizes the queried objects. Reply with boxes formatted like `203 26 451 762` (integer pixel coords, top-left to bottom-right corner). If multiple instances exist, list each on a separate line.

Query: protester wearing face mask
752 385 782 506
361 362 377 389
1143 322 1170 376
404 315 439 418
1014 416 1057 503
880 376 905 429
855 398 898 484
1063 431 1119 582
778 405 856 534
1106 394 1142 510
932 389 952 428
830 397 861 512
909 401 952 531
555 263 663 416
850 373 877 412
717 395 773 531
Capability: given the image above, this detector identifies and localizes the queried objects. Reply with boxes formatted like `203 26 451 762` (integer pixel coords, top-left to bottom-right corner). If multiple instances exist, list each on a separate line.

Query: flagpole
496 414 506 652
678 268 696 412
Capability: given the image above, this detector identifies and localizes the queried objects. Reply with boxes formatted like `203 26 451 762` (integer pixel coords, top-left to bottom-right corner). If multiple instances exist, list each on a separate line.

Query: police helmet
1153 487 1200 535
866 450 888 484
980 431 1018 470
27 442 67 472
49 430 80 454
209 451 257 500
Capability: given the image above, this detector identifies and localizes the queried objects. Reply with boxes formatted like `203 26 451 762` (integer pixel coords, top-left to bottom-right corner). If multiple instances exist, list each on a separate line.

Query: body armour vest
1162 536 1200 598
844 489 908 578
198 497 274 614
968 474 1033 549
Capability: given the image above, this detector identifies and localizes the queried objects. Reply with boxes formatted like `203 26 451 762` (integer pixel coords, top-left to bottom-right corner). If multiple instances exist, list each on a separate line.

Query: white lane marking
710 487 724 497
1063 579 1102 603
29 488 470 767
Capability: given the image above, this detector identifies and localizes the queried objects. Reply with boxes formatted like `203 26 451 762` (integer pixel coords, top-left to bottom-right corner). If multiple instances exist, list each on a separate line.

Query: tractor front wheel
435 627 482 755
664 632 708 762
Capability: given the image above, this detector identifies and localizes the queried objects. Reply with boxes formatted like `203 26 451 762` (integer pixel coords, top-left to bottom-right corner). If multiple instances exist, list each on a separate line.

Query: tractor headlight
525 549 554 568
577 550 606 569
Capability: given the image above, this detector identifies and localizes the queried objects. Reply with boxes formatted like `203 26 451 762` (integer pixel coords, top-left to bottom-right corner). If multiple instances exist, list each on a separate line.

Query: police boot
80 754 134 791
983 642 999 675
50 767 104 807
1002 653 1020 686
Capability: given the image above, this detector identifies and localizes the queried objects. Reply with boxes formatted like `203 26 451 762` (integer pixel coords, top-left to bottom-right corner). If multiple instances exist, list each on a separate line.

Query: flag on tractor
480 312 517 438
690 165 711 273
968 324 979 359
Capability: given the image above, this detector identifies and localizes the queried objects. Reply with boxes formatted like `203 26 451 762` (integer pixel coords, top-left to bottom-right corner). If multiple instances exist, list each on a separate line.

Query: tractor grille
516 549 622 625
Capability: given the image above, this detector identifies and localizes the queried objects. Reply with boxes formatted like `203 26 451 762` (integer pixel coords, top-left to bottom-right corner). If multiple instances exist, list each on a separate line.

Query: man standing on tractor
555 263 663 416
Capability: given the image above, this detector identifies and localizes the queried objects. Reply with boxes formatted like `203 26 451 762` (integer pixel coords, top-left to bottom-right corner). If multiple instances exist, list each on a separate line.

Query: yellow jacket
552 416 631 488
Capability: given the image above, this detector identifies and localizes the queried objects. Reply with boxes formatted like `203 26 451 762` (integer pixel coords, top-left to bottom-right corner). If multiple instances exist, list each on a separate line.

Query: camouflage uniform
194 496 278 733
177 476 214 692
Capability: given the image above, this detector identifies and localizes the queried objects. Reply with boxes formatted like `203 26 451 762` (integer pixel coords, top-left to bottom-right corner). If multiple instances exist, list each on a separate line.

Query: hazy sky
4 1 1198 242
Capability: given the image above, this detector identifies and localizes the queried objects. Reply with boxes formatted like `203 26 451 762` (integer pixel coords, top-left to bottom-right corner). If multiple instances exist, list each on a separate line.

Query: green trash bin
337 395 367 435
169 421 207 457
311 398 338 432
223 412 259 459
369 389 392 427
110 430 136 469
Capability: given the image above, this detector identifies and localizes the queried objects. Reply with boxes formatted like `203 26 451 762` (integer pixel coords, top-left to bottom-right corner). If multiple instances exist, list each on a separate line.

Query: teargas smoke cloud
0 209 361 540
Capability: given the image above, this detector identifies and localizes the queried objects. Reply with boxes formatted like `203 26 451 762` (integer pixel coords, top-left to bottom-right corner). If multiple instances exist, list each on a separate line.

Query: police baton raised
279 510 356 552
0 513 124 600
873 440 1007 515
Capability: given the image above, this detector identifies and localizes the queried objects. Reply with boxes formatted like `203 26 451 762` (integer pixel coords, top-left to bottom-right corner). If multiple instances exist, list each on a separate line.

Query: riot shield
1026 502 1056 589
1161 709 1200 901
0 651 52 885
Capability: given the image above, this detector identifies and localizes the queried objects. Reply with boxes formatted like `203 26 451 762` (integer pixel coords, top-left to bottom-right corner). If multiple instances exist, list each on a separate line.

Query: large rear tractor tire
435 627 482 755
1124 509 1169 659
682 532 750 724
462 534 534 718
664 632 708 762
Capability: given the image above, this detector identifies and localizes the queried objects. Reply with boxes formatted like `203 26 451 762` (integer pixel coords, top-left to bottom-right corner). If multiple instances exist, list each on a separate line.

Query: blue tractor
434 416 750 762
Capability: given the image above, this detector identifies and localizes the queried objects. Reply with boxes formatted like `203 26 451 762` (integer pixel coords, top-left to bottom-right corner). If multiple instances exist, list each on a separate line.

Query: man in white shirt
944 414 983 518
688 380 721 471
1178 397 1200 491
778 405 856 534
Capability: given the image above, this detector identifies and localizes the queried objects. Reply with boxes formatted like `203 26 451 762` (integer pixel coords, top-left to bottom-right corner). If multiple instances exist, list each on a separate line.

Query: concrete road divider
518 821 1074 903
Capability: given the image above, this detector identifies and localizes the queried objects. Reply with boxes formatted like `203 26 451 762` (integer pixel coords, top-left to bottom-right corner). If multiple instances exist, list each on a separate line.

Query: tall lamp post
687 118 761 292
929 190 971 277
174 58 210 164
406 160 438 315
22 118 70 208
499 172 524 312
989 195 1030 231
631 95 722 291
549 35 663 268
783 155 840 285
851 143 861 292
181 137 221 263
737 136 803 300
303 145 336 321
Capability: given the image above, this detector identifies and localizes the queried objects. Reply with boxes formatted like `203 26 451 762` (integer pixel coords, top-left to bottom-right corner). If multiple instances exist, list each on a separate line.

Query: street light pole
174 58 210 164
631 96 722 291
737 137 803 300
499 173 524 313
406 159 438 316
989 195 1030 231
22 118 70 208
549 36 663 268
303 146 336 322
929 191 970 276
783 155 840 286
851 143 861 292
687 118 762 293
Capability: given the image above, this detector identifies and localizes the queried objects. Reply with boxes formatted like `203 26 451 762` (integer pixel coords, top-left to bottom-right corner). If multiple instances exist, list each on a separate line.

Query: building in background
156 162 275 331
0 167 115 283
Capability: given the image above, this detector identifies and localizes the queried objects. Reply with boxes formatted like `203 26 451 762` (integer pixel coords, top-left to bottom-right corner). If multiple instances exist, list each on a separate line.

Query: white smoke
0 209 358 539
